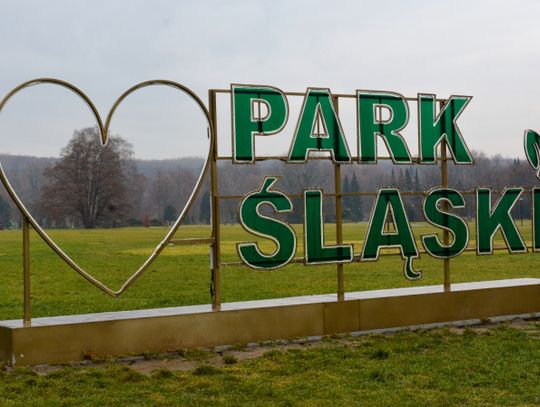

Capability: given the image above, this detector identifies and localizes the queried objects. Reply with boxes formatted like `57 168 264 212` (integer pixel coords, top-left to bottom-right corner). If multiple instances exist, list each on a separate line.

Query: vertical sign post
209 90 221 311
22 216 31 326
440 99 451 291
332 95 345 301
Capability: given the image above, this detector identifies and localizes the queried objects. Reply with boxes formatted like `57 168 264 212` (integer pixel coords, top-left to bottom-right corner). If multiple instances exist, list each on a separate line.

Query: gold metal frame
0 79 214 324
0 83 537 367
209 90 456 303
1 84 535 327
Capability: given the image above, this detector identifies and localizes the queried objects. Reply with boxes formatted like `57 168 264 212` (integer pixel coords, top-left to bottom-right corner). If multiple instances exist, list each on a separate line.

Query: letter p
232 84 288 162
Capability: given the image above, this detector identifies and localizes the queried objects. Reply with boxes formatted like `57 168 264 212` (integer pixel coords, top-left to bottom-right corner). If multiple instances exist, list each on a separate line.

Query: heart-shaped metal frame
0 78 214 297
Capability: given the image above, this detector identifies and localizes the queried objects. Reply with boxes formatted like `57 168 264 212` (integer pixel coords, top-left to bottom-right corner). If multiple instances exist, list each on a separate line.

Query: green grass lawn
0 224 538 406
0 221 538 320
0 323 538 406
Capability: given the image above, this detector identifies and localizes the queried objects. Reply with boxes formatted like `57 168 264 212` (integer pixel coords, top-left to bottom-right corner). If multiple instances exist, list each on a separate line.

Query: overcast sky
0 0 539 160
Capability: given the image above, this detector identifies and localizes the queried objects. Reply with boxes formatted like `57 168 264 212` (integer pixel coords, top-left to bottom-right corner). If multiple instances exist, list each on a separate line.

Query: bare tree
39 127 135 228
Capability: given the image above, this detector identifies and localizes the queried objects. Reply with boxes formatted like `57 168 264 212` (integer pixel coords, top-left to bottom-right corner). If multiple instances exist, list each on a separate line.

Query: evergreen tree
343 175 350 193
403 169 413 191
350 172 362 222
343 175 351 221
412 168 422 221
414 169 421 191
163 204 178 223
199 189 211 224
401 168 416 220
0 195 10 228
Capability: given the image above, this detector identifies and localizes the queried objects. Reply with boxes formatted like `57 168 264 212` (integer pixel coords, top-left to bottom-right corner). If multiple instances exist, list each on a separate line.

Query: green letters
422 188 469 258
304 190 353 264
357 91 412 163
362 189 421 280
228 86 540 280
524 129 540 179
288 88 351 163
418 94 473 164
476 188 526 254
237 177 296 269
232 84 288 163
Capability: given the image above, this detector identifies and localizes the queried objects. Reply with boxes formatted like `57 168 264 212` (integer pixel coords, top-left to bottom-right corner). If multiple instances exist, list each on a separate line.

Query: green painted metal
476 188 526 254
232 85 288 163
288 88 351 163
525 129 540 179
361 188 421 280
357 91 412 163
418 94 473 164
422 188 469 258
237 177 296 269
303 190 352 264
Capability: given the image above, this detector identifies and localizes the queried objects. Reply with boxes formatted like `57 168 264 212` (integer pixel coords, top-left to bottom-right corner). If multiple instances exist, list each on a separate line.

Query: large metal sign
213 85 540 306
0 79 539 365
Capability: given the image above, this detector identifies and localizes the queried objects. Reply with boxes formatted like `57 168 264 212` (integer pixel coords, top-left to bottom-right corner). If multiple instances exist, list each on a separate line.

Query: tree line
0 127 537 229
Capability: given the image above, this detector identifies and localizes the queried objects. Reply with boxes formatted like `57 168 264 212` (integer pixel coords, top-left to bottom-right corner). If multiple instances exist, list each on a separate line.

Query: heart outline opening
0 78 214 298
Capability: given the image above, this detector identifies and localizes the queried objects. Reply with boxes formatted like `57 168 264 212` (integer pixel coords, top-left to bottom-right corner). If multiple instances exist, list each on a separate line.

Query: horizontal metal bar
168 238 214 246
217 194 305 200
212 89 446 102
216 156 441 163
461 245 536 253
216 192 422 200
221 245 537 267
216 188 537 200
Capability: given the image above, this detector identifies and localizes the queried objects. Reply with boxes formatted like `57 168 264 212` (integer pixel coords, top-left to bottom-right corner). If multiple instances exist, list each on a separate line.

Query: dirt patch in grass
28 315 539 376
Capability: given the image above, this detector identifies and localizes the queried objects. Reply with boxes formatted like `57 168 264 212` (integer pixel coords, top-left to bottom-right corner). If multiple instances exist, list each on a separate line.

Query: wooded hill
0 151 536 228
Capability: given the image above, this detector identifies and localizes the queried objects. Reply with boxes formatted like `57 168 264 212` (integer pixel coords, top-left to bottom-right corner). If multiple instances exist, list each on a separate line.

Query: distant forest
0 150 536 229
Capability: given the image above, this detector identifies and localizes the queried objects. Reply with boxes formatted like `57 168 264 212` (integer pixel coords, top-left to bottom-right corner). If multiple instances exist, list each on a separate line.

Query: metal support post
332 96 345 301
209 90 221 310
441 135 451 292
23 217 31 326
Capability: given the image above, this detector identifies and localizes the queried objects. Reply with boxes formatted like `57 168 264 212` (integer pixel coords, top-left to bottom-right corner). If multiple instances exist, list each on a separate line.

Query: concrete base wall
0 278 538 366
